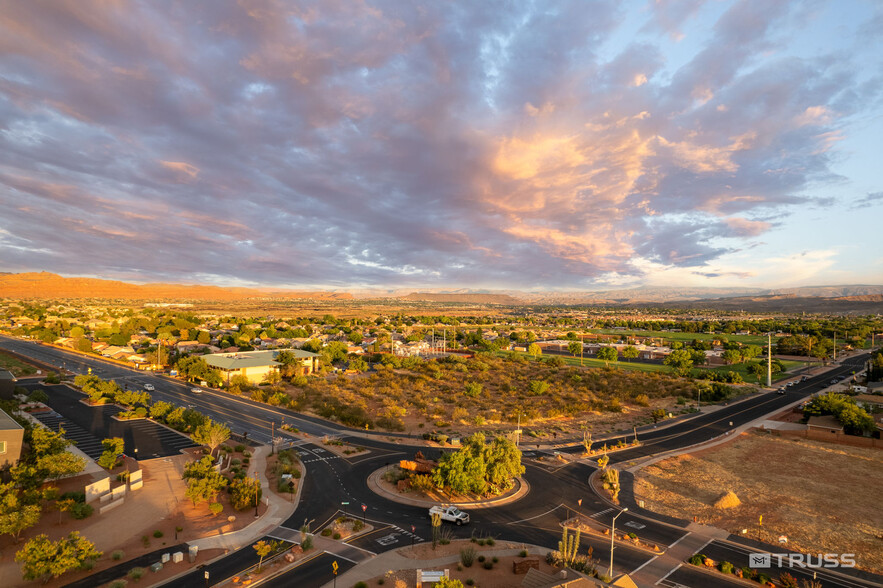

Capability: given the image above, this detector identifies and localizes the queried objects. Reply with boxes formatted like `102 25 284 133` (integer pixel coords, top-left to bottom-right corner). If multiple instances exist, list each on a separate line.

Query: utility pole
766 333 772 388
270 421 275 456
833 330 836 361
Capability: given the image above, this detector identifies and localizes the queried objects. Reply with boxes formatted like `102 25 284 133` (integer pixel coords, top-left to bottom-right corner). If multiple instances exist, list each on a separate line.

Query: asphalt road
4 336 878 587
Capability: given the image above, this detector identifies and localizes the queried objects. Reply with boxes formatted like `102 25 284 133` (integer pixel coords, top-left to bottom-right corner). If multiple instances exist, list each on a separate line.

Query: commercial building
0 408 24 469
203 349 320 384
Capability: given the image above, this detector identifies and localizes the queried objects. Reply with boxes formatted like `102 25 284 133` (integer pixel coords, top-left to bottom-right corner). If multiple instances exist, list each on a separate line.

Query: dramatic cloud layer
1 1 880 288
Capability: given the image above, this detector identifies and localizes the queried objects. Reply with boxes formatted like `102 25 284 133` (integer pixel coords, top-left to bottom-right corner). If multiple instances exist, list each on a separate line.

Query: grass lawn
0 350 37 377
634 431 883 573
497 350 673 373
698 359 809 383
591 329 770 346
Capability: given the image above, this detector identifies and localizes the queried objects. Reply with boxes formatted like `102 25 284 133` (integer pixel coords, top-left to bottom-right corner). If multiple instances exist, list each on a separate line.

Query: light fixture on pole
609 507 628 579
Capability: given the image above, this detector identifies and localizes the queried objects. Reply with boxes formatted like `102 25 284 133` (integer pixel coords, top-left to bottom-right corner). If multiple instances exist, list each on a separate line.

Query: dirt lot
634 431 883 573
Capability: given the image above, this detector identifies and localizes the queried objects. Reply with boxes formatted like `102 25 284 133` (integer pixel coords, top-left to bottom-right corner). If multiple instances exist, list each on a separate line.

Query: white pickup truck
428 505 470 526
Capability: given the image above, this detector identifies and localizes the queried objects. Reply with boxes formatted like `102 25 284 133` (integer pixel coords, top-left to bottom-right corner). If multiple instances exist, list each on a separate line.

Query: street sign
361 503 367 513
341 501 350 505
411 524 416 533
332 560 338 574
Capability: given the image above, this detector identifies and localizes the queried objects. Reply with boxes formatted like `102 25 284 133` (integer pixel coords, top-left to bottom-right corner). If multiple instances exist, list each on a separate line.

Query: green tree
596 346 618 367
651 408 666 423
36 451 86 482
528 380 549 396
347 331 363 345
721 349 741 365
230 477 262 511
97 437 125 470
28 426 71 460
622 346 639 362
253 539 276 573
197 330 212 344
567 341 582 357
185 474 228 507
527 343 542 357
190 419 231 457
664 349 694 377
15 531 101 582
483 436 525 492
0 482 41 542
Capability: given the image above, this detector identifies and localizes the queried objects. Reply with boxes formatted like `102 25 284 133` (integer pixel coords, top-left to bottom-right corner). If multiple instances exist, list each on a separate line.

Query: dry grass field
634 431 883 573
287 355 702 438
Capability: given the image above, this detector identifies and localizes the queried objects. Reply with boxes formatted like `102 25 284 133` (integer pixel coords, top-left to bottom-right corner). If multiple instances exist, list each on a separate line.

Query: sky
1 0 882 292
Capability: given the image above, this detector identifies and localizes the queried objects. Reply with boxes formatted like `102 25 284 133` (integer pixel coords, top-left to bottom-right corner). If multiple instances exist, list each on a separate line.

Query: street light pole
254 473 260 518
609 507 629 579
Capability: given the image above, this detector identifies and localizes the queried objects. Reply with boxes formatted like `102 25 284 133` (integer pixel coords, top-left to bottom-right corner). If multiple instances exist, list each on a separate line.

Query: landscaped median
687 552 801 588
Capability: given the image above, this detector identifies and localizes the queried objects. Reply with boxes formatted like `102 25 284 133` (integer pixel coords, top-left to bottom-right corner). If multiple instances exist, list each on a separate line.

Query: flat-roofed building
0 408 24 469
204 349 319 384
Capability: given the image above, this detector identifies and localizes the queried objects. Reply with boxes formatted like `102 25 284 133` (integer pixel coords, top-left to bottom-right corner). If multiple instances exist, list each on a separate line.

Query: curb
366 467 529 509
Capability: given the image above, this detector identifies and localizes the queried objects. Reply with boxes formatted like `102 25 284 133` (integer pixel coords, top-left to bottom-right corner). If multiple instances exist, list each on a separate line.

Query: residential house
854 394 883 413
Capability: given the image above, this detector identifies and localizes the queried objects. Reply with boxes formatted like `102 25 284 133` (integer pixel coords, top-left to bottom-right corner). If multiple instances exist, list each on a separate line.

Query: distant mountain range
1 272 882 311
0 272 352 301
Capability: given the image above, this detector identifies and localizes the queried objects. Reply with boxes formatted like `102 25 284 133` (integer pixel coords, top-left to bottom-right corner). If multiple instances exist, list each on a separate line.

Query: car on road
800 375 809 382
830 379 838 385
144 383 155 391
191 387 203 394
429 505 470 525
776 387 786 394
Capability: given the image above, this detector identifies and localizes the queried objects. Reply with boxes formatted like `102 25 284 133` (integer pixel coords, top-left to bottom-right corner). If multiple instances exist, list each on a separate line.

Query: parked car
830 379 838 385
191 387 203 394
429 505 470 525
143 383 155 391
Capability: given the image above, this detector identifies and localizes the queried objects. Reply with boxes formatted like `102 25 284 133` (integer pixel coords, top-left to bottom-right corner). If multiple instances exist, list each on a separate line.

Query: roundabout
366 465 530 509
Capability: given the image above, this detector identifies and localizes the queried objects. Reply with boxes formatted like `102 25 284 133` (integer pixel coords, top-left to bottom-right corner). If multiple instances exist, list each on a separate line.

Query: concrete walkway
324 544 551 588
629 524 729 586
187 444 300 553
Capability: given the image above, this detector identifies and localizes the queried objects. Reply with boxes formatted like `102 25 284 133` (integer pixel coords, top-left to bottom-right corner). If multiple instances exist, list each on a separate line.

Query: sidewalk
187 445 300 553
324 544 550 588
629 524 729 586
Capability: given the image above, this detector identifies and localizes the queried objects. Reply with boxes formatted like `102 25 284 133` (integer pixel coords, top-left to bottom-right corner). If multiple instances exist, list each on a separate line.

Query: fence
765 427 881 449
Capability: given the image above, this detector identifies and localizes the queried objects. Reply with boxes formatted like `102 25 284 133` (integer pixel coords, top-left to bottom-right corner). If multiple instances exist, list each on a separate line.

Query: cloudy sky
1 0 881 291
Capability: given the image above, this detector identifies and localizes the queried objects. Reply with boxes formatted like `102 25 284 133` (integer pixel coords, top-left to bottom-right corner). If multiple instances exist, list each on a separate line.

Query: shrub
235 444 246 452
112 550 124 560
460 546 475 567
128 567 145 581
302 535 313 550
153 530 163 538
689 554 706 566
779 572 799 588
492 556 498 563
321 529 332 537
141 535 149 547
485 537 495 546
519 549 528 557
354 583 367 588
61 491 86 503
719 561 734 574
70 502 93 519
353 520 365 532
209 502 223 516
757 572 771 585
477 555 485 563
110 581 127 588
741 567 757 580
333 532 342 540
483 560 493 570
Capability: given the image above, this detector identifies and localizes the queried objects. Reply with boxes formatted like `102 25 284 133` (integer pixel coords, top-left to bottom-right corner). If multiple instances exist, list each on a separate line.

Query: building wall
0 427 23 469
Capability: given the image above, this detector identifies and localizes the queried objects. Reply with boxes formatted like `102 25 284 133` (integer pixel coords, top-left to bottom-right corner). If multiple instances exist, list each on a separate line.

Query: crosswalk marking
590 508 614 519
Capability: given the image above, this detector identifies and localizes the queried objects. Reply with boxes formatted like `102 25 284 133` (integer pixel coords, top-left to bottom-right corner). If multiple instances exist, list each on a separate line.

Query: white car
191 387 203 394
143 383 155 391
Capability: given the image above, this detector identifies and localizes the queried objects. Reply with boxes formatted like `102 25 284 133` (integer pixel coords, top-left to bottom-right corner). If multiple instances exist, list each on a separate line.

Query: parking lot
23 382 197 460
